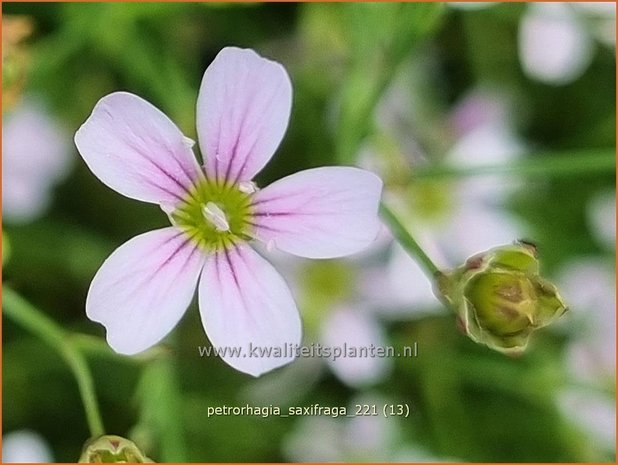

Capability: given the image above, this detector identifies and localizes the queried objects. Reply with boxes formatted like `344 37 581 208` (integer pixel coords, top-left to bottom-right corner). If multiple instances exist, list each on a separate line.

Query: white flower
587 189 616 251
321 306 393 387
283 394 397 462
2 430 53 463
380 241 438 313
572 2 616 47
431 88 527 265
2 100 71 223
559 388 616 451
557 258 615 383
518 2 614 85
284 394 459 462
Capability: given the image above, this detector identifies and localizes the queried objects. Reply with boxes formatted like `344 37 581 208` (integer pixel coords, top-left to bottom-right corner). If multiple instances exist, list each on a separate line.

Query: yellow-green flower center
171 179 255 252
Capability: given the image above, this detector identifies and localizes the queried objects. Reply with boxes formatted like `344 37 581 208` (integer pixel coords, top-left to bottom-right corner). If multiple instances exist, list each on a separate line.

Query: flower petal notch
86 228 205 355
75 46 383 376
436 240 568 354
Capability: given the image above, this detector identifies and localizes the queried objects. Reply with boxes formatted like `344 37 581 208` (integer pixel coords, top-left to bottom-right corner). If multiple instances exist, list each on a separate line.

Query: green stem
411 149 615 180
380 202 440 277
3 287 105 437
136 354 187 462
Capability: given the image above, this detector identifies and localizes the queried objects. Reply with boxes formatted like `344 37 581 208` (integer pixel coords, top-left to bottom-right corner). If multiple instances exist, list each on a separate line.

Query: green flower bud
79 435 153 463
436 241 567 354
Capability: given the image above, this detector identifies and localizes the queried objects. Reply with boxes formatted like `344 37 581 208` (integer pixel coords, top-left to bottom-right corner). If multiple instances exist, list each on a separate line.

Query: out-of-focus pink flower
74 47 383 377
2 100 71 223
450 90 509 139
518 2 614 85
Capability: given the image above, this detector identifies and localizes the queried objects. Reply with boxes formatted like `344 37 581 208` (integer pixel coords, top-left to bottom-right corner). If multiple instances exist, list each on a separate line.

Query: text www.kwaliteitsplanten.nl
197 342 418 361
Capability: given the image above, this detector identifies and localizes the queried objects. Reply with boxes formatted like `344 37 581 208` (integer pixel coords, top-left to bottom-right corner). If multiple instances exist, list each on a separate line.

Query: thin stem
411 149 615 180
136 354 187 462
3 287 105 437
380 202 440 277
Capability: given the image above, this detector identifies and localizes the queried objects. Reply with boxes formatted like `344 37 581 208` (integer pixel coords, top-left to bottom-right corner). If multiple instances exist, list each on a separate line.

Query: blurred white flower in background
269 86 531 385
321 305 393 387
519 2 615 85
557 188 616 386
559 388 616 453
587 189 616 251
519 2 593 84
247 229 427 392
246 227 403 390
282 395 390 462
2 430 53 463
2 99 72 223
445 88 527 201
572 2 617 47
558 258 615 385
283 393 457 462
359 88 528 318
374 241 438 314
284 416 349 462
389 88 528 277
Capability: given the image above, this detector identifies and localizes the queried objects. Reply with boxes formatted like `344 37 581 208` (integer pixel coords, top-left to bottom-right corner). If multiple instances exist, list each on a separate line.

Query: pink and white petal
198 244 301 377
250 167 383 259
196 47 292 183
86 228 205 355
75 92 203 204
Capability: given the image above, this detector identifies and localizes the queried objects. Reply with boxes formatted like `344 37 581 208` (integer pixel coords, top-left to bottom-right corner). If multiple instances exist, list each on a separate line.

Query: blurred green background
2 2 615 463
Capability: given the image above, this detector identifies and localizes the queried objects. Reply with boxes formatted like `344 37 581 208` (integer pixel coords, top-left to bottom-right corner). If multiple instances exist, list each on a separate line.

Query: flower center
169 179 254 252
202 202 230 232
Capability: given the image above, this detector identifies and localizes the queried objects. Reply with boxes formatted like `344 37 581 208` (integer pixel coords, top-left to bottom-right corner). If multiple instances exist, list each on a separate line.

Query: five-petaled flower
75 47 383 376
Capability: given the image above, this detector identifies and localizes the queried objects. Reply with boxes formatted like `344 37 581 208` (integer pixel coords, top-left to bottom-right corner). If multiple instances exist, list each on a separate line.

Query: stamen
202 201 230 232
172 177 254 251
266 238 277 252
182 136 196 148
160 201 178 226
238 181 258 194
